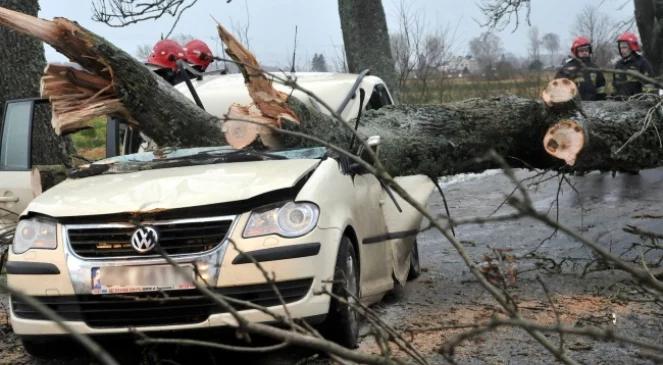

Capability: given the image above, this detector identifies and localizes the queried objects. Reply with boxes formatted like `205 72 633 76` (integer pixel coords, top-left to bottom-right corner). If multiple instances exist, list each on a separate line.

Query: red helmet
571 36 591 56
184 39 214 71
147 39 185 70
617 32 640 52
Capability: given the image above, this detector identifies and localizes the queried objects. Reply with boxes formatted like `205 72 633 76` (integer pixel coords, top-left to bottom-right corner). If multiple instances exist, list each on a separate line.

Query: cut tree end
543 119 585 165
541 78 578 108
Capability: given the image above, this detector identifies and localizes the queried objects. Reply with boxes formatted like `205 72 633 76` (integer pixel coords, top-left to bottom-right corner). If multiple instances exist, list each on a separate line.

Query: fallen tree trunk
353 98 663 176
0 7 661 178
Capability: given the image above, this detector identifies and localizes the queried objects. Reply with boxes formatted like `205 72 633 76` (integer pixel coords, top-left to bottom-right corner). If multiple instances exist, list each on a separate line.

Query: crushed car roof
175 72 387 121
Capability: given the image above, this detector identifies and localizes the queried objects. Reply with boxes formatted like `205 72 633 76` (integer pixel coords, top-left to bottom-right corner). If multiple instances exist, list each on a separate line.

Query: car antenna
290 25 298 73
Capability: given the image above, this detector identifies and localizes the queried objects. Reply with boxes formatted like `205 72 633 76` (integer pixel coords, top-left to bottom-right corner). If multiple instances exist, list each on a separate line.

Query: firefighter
555 36 606 100
613 32 656 98
184 39 214 73
146 39 188 85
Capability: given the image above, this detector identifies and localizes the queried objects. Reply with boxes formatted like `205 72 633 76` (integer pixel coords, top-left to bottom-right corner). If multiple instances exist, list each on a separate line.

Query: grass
400 71 553 104
70 117 107 161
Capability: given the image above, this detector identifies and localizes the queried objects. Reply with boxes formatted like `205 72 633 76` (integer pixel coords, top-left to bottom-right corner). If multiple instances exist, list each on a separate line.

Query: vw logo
131 226 159 253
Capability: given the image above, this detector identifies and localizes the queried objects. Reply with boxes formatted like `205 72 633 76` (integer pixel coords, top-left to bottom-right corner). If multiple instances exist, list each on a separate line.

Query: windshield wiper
156 148 288 162
221 149 288 161
68 149 289 178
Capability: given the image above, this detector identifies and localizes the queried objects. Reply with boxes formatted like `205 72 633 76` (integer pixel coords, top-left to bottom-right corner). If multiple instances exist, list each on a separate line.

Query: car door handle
0 196 19 203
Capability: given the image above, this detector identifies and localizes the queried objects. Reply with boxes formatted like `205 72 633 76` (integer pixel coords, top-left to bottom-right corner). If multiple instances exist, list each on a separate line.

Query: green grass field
70 116 107 161
400 72 553 104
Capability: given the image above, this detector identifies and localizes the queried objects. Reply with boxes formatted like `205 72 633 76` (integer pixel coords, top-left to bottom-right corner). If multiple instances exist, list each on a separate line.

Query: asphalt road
2 168 663 364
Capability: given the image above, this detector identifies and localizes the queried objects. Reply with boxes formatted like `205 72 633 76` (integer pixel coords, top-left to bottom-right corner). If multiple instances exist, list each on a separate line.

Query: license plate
91 264 195 295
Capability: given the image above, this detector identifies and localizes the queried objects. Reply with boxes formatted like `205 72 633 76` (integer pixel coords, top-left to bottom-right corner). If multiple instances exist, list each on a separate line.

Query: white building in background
439 55 480 77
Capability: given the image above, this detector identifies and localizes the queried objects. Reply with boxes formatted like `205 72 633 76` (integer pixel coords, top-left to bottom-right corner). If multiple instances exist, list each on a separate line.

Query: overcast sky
39 0 635 67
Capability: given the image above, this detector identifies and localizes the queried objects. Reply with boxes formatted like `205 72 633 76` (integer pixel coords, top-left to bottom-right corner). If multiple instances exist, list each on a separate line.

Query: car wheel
407 240 421 280
323 236 360 348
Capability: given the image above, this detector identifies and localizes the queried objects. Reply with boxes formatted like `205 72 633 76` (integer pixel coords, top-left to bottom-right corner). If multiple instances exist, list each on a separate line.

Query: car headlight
13 218 57 254
243 201 319 238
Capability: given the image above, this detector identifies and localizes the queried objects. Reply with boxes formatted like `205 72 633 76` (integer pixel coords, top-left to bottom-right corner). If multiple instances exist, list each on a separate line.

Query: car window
0 101 32 170
366 84 393 111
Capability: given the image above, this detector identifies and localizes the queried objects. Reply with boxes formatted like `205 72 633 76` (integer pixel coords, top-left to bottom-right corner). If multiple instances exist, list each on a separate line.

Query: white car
2 72 433 356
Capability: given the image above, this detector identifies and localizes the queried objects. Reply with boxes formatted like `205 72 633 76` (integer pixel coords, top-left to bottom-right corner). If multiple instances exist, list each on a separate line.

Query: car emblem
131 226 159 253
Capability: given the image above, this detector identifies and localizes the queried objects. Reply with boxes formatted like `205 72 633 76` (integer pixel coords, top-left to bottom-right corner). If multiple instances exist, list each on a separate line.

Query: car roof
174 72 389 121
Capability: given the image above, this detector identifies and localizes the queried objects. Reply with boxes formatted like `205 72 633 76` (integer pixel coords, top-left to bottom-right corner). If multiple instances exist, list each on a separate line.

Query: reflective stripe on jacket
555 57 606 101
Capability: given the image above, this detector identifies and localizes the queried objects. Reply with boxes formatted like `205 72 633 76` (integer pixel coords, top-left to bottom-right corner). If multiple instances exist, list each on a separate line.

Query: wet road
363 168 663 364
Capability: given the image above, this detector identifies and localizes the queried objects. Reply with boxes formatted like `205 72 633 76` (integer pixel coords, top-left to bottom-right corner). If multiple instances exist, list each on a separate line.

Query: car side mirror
357 135 381 165
367 135 381 158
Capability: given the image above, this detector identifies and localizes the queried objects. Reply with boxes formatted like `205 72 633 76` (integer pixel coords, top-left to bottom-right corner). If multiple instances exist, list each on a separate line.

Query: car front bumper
9 217 343 336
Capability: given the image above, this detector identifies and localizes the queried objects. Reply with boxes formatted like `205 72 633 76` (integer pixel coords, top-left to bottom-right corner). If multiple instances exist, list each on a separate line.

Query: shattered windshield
69 146 327 178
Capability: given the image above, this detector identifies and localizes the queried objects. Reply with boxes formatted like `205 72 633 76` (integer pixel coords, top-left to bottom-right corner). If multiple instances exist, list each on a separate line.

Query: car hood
26 159 320 218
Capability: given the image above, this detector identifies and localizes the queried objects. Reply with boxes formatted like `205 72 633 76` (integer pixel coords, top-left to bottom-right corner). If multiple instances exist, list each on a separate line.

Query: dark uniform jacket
555 57 606 101
613 53 656 97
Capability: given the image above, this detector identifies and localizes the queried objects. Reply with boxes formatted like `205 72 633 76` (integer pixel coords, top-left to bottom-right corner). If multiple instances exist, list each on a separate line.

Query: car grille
66 217 234 258
12 278 313 328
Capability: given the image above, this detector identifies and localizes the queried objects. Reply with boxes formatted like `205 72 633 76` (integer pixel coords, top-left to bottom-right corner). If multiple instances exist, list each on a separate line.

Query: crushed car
1 71 433 356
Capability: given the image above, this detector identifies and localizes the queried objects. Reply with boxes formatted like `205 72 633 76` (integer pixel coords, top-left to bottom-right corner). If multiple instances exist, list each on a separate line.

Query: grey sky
39 0 635 67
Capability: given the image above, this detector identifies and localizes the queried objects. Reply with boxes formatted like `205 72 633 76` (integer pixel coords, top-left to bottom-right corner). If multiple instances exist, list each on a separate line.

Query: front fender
383 174 434 284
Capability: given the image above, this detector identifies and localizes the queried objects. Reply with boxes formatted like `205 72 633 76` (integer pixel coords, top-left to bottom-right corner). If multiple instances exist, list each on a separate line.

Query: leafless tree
542 32 560 67
390 0 422 90
481 0 661 75
389 0 456 102
469 32 503 75
528 26 542 64
329 44 348 73
479 0 531 30
230 0 251 51
571 4 618 67
92 0 199 38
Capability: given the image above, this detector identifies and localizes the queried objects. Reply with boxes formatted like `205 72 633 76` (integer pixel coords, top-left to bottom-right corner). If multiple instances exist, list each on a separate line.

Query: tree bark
354 98 663 176
634 0 663 75
1 8 661 179
0 0 68 167
338 0 399 99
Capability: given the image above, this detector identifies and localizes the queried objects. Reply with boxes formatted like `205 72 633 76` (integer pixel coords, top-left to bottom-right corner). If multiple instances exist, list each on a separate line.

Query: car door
0 100 43 228
353 170 393 299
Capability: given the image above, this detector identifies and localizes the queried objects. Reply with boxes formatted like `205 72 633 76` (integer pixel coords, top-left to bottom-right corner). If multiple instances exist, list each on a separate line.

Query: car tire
322 236 360 348
407 240 421 280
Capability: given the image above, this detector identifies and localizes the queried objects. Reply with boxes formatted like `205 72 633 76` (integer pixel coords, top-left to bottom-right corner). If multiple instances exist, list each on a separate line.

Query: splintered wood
0 6 128 134
217 24 298 148
41 64 128 134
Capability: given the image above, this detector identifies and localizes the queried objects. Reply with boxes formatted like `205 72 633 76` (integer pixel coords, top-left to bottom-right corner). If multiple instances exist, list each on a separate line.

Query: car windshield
69 146 328 178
